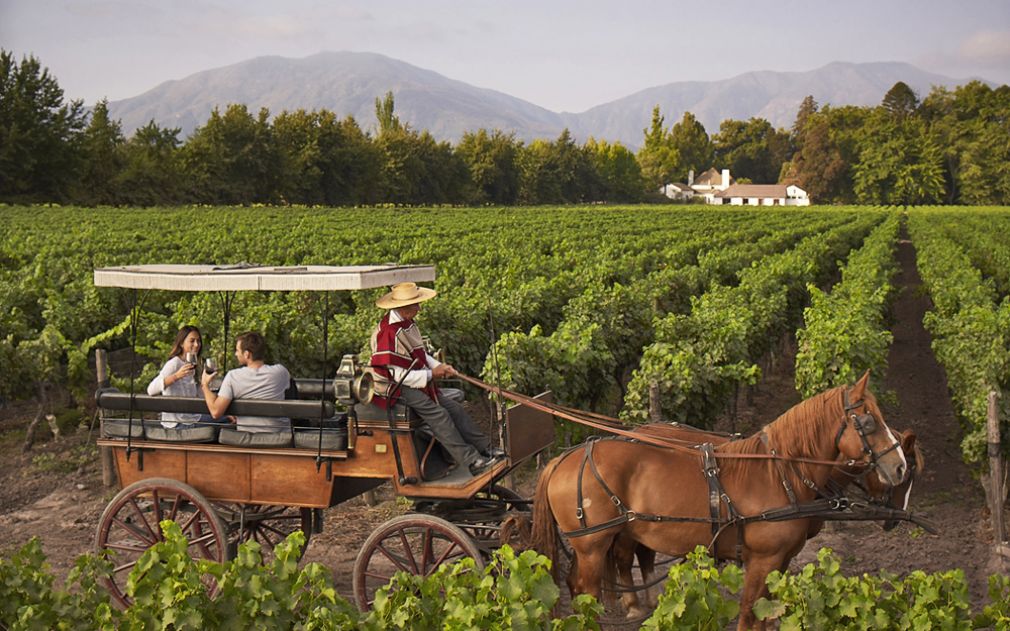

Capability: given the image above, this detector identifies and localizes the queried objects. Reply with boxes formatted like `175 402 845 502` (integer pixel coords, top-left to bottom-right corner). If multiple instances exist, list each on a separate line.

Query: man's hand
201 369 214 388
432 364 458 379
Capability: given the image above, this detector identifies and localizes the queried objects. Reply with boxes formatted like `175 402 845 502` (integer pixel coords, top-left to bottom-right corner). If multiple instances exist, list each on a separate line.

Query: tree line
2 50 1008 206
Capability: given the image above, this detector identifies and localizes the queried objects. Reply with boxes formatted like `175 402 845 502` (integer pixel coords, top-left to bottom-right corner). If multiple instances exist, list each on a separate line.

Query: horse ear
900 430 916 451
850 370 871 400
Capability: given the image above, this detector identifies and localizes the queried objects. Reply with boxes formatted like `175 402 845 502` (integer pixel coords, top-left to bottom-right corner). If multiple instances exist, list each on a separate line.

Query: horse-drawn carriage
92 263 931 627
92 264 554 610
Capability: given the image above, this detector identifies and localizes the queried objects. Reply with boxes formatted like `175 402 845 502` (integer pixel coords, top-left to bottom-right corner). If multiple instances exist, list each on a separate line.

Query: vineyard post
649 382 661 422
988 390 1006 549
96 349 116 487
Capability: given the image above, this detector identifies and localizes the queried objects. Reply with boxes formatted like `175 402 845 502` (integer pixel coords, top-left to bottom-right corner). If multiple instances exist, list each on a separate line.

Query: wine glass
184 352 198 382
204 357 218 376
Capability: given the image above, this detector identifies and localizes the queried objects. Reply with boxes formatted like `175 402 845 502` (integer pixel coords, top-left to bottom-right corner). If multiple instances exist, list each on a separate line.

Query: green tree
456 128 521 205
180 104 279 204
791 95 818 150
376 127 468 204
317 113 382 205
585 137 643 201
921 81 1010 204
782 114 847 203
552 128 598 203
75 98 125 205
668 111 714 183
882 81 920 119
854 112 945 205
636 105 679 190
713 117 791 183
518 139 561 204
116 121 183 205
0 50 86 202
374 90 402 136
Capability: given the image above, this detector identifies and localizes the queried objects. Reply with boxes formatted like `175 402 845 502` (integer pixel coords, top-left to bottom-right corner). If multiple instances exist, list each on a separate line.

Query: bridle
835 389 902 473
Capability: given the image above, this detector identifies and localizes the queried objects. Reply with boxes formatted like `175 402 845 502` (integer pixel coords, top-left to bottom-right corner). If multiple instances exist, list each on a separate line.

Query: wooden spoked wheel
95 477 228 608
214 503 313 562
352 514 484 611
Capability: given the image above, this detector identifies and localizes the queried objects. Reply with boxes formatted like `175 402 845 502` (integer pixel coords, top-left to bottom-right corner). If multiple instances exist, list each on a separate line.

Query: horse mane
718 384 847 488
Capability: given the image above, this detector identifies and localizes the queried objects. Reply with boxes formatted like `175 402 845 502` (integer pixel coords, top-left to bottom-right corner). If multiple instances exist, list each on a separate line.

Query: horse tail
530 454 564 581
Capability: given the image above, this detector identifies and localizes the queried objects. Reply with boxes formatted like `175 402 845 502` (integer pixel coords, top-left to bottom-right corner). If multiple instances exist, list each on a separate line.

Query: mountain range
106 51 987 149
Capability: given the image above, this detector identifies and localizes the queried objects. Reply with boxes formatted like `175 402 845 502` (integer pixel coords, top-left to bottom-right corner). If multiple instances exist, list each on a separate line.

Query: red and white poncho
368 312 437 408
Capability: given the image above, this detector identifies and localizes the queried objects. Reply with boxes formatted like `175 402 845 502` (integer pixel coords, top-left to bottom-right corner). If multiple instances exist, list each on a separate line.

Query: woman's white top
147 355 204 427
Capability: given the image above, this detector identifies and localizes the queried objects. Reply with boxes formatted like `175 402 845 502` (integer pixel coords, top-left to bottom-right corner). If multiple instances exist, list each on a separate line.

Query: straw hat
376 282 438 309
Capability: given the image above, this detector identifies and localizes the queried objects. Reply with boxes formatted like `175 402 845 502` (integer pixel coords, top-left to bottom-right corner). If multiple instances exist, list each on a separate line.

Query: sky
2 0 1009 113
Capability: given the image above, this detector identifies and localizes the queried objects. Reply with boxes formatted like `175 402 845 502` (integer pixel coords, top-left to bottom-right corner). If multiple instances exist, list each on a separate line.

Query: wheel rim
214 503 312 561
352 514 483 611
95 478 227 609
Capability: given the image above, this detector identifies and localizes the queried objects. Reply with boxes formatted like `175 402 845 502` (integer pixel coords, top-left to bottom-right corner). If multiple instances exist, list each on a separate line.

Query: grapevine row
482 210 863 414
908 208 1010 467
794 212 900 397
621 211 886 425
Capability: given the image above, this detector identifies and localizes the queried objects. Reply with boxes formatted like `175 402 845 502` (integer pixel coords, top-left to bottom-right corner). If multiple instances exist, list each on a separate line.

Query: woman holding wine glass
146 325 213 428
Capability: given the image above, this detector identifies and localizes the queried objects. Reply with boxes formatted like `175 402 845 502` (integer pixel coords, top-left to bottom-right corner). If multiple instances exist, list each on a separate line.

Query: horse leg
569 544 609 606
636 544 658 608
611 537 647 618
737 554 785 630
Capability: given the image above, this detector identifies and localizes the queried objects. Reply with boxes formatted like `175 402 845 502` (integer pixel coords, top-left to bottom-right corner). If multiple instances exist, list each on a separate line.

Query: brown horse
530 373 908 630
614 423 921 618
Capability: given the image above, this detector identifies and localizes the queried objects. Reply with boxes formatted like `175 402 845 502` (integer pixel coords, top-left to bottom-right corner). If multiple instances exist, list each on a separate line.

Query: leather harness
560 393 913 562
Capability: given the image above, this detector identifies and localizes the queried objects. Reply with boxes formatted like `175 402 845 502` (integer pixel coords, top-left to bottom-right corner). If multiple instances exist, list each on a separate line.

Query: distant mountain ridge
106 51 987 148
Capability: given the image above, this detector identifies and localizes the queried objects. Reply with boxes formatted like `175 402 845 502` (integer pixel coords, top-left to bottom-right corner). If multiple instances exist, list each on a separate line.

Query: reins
457 373 870 470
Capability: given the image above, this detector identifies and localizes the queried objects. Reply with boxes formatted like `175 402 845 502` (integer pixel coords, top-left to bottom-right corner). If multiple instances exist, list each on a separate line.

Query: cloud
958 30 1010 67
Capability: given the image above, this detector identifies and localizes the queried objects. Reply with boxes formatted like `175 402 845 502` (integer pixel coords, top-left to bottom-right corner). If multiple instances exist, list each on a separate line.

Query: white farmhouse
660 167 732 202
713 183 810 206
659 182 694 200
690 168 733 204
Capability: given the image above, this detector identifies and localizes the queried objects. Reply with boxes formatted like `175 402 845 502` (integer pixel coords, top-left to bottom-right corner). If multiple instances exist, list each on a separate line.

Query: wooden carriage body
91 263 553 610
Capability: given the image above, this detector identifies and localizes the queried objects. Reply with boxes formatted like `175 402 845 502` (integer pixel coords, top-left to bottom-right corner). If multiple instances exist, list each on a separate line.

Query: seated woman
146 325 213 428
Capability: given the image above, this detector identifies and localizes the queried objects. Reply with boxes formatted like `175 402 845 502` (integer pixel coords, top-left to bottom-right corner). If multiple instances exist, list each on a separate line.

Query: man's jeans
398 387 489 467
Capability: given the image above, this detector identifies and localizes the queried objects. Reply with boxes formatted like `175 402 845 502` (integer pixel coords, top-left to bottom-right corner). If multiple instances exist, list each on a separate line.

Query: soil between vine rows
0 237 1004 623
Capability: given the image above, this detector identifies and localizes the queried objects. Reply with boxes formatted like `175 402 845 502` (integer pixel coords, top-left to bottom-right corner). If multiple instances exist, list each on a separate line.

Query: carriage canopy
93 264 436 292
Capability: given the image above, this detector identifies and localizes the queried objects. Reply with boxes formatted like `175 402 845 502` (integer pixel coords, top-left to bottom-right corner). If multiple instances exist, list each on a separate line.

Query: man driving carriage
370 282 503 476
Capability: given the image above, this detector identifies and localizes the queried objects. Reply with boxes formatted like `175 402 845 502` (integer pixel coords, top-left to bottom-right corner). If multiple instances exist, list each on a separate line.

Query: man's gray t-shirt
218 364 291 432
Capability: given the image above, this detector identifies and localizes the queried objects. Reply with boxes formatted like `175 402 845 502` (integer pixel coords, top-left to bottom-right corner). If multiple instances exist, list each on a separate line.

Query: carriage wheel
95 477 228 608
213 503 313 562
352 514 484 611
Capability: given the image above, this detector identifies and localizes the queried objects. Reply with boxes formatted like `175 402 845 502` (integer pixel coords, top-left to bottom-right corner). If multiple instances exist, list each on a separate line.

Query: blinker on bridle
836 388 900 470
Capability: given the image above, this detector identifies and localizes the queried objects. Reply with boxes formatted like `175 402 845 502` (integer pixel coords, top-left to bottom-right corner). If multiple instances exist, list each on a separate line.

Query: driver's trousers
398 387 490 467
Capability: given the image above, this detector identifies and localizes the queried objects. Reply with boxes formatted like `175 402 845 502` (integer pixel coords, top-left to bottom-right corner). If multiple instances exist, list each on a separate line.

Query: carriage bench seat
219 428 293 448
294 427 348 450
100 418 219 443
97 388 339 447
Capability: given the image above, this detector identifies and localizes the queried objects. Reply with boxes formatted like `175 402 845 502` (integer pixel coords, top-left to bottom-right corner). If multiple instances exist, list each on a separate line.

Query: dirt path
0 234 1005 619
784 236 998 606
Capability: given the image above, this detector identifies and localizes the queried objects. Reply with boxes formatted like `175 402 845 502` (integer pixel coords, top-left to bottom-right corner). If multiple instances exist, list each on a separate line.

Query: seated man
201 332 291 433
370 282 503 476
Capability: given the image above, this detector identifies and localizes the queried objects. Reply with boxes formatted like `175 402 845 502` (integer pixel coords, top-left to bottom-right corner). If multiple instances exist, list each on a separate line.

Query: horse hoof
627 607 647 620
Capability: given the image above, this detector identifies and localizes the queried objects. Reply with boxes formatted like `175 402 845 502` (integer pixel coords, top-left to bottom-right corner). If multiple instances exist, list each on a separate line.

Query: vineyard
2 203 1010 627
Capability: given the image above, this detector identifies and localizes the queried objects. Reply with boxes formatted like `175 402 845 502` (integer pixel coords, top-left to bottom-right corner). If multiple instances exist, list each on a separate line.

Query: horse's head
862 429 921 530
835 372 908 487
